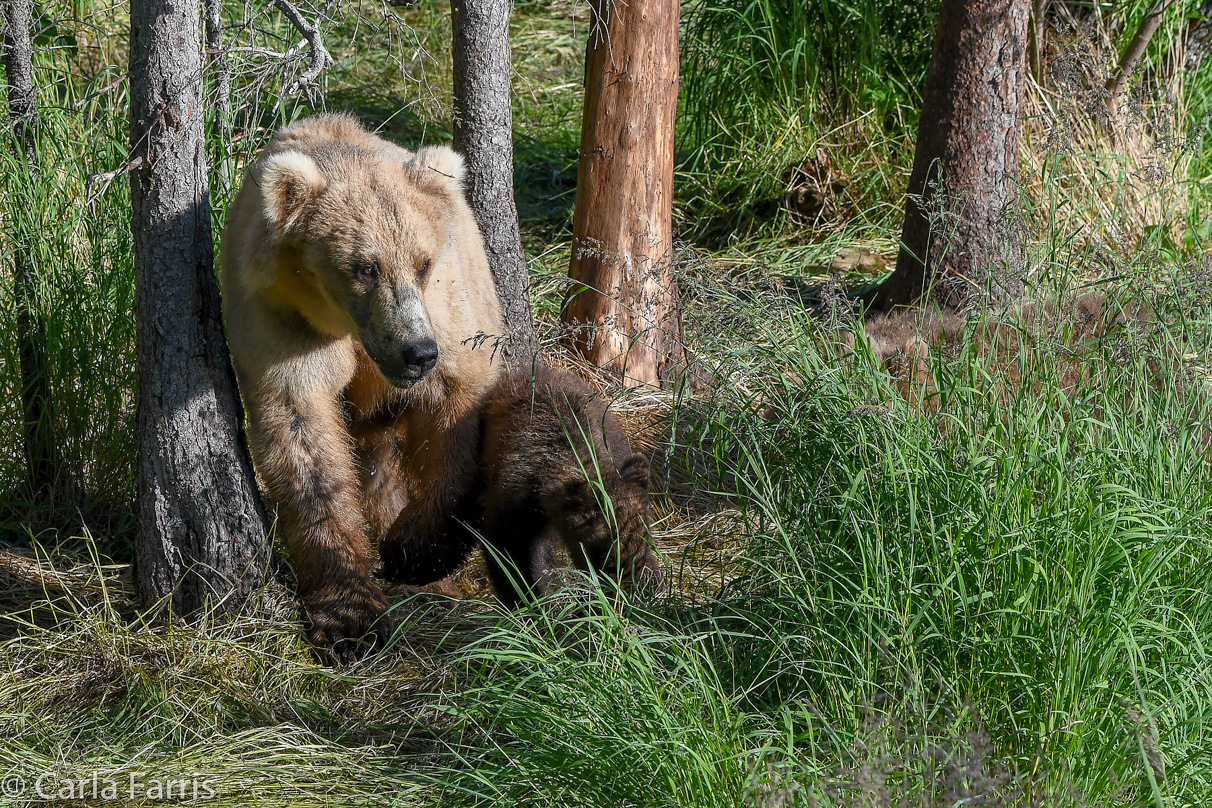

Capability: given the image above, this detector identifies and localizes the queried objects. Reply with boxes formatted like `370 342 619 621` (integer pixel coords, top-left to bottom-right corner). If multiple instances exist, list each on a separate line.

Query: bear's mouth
360 334 438 389
374 362 430 389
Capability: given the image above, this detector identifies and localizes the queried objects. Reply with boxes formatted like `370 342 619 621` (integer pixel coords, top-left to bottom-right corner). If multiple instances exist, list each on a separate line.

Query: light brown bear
220 114 505 657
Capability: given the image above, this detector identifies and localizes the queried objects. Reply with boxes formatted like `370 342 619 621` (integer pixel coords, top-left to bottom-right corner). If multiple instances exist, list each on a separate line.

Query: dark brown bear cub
478 364 660 607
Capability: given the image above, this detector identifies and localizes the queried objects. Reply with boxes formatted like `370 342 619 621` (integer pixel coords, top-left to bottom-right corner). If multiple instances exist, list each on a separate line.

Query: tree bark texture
129 0 269 614
561 0 686 387
203 0 232 140
871 0 1030 311
451 0 536 355
4 0 57 495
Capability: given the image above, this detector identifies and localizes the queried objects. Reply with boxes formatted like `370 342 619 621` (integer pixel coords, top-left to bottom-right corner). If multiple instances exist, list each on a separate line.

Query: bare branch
85 155 143 206
271 0 333 104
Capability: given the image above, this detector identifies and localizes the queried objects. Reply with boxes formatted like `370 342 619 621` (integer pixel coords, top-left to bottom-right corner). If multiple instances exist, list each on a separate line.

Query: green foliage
0 88 136 543
677 0 939 239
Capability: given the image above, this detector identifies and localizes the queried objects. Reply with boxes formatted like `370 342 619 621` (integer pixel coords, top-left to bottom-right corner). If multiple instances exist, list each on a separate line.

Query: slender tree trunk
1106 0 1174 103
869 0 1030 311
4 0 57 496
203 0 231 139
203 0 233 191
1028 0 1050 81
451 0 536 355
129 0 270 614
1110 0 1173 109
561 0 686 387
1183 0 1212 74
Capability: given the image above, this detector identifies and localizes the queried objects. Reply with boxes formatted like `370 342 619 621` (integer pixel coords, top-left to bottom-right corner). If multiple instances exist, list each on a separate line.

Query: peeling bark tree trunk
870 0 1030 311
129 0 270 614
561 0 685 387
4 0 57 496
451 0 536 355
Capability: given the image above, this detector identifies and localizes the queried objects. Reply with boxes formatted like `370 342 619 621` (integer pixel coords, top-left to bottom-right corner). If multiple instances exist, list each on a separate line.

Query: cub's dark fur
477 364 660 607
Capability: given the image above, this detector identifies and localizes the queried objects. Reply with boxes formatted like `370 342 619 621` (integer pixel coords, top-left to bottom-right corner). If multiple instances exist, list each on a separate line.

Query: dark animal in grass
477 364 660 607
842 291 1132 406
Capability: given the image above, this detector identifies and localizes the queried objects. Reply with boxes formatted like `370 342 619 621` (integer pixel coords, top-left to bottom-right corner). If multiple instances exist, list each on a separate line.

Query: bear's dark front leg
379 409 483 585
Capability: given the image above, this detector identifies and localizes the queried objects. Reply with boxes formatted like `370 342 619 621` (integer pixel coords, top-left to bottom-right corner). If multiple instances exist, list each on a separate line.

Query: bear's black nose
402 338 439 375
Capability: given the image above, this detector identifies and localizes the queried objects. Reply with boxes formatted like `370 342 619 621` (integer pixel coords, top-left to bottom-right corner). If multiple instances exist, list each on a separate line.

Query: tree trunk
203 0 233 191
451 0 536 356
129 0 270 614
1106 0 1174 103
869 0 1030 311
1028 0 1050 81
4 0 57 496
561 0 686 387
1183 1 1212 74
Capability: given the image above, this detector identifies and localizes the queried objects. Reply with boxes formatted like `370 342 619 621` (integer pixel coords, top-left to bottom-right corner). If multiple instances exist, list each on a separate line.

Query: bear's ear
411 145 465 187
259 150 325 235
618 454 650 491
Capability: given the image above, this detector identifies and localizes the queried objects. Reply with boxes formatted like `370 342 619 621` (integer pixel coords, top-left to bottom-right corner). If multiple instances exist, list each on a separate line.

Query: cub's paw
302 579 395 663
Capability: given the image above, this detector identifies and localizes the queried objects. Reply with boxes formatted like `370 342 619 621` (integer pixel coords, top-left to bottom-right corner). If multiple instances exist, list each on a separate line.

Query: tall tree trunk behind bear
203 0 233 192
4 0 58 496
451 0 536 355
869 0 1030 311
561 0 686 387
129 0 269 614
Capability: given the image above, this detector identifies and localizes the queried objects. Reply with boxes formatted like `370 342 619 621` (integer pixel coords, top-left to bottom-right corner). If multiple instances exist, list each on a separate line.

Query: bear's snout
401 338 439 377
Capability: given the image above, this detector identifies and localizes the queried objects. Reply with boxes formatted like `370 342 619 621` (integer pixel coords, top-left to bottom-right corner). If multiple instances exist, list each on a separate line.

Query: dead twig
271 0 334 105
85 155 142 206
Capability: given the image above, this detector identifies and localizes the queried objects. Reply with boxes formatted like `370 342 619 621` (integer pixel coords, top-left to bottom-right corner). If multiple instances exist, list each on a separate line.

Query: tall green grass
414 270 1212 805
0 90 136 544
677 0 938 239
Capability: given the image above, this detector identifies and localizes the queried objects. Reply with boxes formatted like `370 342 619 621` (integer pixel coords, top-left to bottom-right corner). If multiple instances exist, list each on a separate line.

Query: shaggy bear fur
220 114 505 656
476 364 660 607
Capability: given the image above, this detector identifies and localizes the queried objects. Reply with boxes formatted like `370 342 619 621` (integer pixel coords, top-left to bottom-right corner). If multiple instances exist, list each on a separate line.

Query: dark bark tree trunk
869 0 1031 311
203 0 231 139
129 0 270 614
1106 1 1174 104
451 0 536 356
4 0 57 496
561 0 686 387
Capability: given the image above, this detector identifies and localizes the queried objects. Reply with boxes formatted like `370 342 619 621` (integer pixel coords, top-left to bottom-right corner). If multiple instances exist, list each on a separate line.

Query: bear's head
255 143 469 388
556 453 660 591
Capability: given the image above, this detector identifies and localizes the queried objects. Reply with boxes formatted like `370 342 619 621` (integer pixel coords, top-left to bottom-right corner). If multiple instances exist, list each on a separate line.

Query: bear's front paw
302 578 395 663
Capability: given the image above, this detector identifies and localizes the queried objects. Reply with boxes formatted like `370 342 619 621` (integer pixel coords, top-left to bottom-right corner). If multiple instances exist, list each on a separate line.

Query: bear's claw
302 579 395 664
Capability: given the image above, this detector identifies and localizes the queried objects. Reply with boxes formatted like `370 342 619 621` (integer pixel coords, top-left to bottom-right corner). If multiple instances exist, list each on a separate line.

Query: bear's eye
417 258 432 282
355 260 381 281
